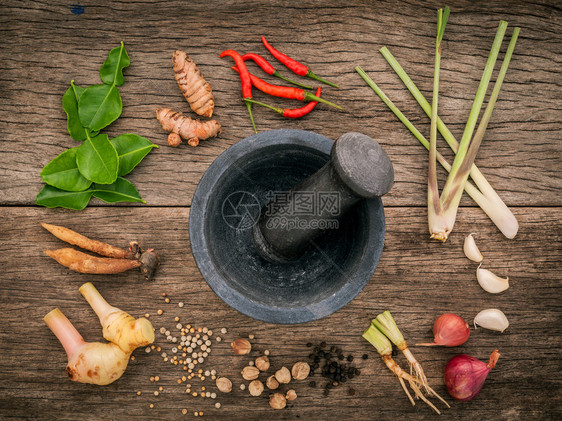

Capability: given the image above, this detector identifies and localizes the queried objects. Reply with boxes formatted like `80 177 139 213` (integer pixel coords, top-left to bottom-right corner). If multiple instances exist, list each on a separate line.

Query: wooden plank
0 206 560 420
0 0 560 207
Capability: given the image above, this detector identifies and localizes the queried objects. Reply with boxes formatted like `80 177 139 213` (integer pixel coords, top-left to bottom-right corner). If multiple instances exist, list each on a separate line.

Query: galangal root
44 283 154 385
156 107 221 147
79 282 154 353
41 222 159 281
173 50 215 118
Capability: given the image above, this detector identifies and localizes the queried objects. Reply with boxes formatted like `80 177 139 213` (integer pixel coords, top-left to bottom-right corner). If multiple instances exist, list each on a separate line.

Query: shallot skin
444 350 500 401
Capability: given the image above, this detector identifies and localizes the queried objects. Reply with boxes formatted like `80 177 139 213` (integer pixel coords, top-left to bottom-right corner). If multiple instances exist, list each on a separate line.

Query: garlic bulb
463 234 483 262
474 309 509 332
476 265 509 293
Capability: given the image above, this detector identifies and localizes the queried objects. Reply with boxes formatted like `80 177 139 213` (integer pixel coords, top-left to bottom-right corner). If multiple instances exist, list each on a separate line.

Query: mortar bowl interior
189 129 385 324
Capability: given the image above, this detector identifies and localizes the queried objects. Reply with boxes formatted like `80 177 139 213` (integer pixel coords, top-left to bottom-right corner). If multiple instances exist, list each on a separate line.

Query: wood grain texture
0 207 561 420
0 0 560 207
0 0 561 420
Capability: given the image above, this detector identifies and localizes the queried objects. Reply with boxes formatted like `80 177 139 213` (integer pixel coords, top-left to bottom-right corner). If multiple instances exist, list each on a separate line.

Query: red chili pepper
231 66 342 110
246 87 322 119
261 36 339 89
241 53 313 90
219 49 257 133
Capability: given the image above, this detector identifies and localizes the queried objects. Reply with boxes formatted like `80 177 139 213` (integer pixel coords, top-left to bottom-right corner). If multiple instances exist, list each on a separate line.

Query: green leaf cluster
37 42 158 210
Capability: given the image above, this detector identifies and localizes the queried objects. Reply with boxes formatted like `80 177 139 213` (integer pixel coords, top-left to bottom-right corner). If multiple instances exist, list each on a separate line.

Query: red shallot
444 350 500 401
418 313 470 346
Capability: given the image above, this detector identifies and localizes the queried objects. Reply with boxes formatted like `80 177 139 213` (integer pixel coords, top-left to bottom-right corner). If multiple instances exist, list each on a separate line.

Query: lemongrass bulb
474 309 509 333
476 265 509 293
463 234 483 262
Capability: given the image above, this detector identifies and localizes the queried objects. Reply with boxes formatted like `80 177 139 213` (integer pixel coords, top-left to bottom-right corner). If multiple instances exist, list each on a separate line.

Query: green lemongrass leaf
110 134 158 176
428 6 447 228
93 177 145 203
62 81 87 141
78 84 122 131
76 133 119 184
444 28 520 206
378 47 518 220
100 41 130 86
40 148 92 191
436 6 450 46
36 184 93 210
362 324 392 356
442 20 508 198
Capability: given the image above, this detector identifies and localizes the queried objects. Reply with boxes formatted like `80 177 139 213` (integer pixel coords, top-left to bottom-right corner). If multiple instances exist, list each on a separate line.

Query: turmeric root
156 107 221 147
79 282 154 353
45 248 141 274
172 50 215 118
41 223 130 259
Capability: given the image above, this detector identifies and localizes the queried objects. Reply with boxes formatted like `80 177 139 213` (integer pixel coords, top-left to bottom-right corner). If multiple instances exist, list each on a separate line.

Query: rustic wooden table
1 0 560 419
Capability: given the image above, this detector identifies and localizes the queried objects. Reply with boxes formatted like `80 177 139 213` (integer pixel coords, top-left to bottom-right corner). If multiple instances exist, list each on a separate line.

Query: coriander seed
248 380 264 396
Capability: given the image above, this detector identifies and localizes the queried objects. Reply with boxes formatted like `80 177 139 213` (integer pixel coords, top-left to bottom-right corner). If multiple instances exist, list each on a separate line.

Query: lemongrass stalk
362 324 418 406
362 322 393 356
440 28 520 220
372 311 406 349
359 67 518 240
363 323 445 414
372 312 450 408
428 21 508 242
356 66 483 201
428 7 450 241
379 47 519 238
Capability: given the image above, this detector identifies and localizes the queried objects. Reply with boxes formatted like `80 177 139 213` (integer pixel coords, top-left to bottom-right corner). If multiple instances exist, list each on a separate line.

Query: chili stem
245 100 257 133
244 98 283 115
302 91 342 110
306 71 339 89
273 71 313 89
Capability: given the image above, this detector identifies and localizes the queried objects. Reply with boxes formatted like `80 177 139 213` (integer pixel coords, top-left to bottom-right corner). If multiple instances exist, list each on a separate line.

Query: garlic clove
476 264 509 294
474 309 509 332
464 233 483 263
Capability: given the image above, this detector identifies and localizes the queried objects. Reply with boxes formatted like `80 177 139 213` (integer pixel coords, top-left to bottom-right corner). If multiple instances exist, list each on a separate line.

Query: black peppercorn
306 342 312 347
320 341 326 348
338 354 344 360
326 382 333 389
323 389 330 396
318 351 325 358
314 356 320 363
330 361 337 367
325 352 332 359
362 353 369 360
347 355 354 362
